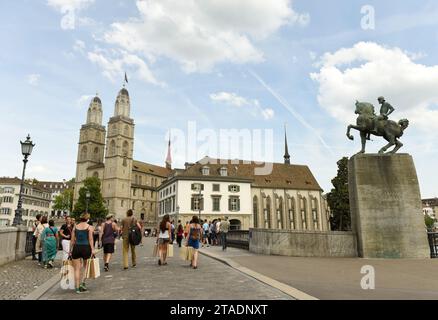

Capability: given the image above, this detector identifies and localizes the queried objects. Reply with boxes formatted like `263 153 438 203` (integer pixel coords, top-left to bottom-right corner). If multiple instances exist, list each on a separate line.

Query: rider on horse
366 96 395 140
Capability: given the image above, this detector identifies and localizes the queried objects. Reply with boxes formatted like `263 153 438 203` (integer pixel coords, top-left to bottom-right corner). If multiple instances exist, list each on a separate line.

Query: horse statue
346 101 409 154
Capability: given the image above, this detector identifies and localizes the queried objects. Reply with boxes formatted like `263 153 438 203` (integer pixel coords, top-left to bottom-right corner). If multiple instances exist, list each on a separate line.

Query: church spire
165 130 172 170
284 123 290 165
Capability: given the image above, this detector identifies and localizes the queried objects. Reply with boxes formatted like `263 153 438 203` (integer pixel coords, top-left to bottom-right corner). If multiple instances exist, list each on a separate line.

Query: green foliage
53 189 74 212
327 157 351 231
424 214 435 230
72 177 107 220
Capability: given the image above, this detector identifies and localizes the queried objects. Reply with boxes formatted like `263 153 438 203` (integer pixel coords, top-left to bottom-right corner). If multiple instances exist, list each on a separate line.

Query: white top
159 229 169 239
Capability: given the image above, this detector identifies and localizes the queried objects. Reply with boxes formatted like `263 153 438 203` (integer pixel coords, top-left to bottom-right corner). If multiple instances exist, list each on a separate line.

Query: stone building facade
73 87 171 226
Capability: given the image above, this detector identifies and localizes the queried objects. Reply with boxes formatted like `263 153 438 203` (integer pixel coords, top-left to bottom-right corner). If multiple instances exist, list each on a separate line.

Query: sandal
158 259 161 266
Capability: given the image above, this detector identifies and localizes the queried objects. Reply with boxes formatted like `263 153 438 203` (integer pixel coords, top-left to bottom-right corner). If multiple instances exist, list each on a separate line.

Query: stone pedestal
348 154 429 259
15 226 29 261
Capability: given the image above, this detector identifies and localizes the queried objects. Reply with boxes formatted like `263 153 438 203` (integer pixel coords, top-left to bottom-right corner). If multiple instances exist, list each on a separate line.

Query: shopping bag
60 259 74 290
187 246 194 261
179 246 188 260
167 243 174 257
86 256 101 279
152 243 158 257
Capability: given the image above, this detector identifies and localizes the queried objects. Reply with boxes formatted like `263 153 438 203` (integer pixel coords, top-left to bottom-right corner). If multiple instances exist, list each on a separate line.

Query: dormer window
202 166 210 176
220 167 228 176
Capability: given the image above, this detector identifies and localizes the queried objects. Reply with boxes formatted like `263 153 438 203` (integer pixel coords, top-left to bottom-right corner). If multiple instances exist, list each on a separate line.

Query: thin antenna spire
284 122 290 165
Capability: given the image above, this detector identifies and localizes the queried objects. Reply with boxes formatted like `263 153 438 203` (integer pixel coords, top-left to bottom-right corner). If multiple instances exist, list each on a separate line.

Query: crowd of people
30 210 231 294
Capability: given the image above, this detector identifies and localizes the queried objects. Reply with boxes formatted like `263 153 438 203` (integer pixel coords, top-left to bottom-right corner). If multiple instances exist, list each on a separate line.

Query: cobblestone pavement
40 238 292 300
0 252 63 300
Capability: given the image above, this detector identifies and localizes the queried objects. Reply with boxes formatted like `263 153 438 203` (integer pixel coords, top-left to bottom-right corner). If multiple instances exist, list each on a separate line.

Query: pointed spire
284 123 290 165
166 130 172 170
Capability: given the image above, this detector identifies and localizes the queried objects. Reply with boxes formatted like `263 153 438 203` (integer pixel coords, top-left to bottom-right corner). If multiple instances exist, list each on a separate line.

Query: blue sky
1 0 437 198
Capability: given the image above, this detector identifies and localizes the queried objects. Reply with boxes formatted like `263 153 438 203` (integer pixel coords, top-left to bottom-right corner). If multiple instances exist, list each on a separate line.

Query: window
3 196 13 203
121 200 124 208
312 198 319 230
277 197 284 229
191 183 204 191
228 185 240 193
264 196 272 228
4 187 14 194
80 146 87 161
288 197 296 229
133 189 137 196
212 184 220 192
212 196 221 211
300 197 307 230
253 196 259 228
0 208 11 215
191 196 203 211
202 166 210 175
228 196 240 212
220 167 228 176
110 140 116 156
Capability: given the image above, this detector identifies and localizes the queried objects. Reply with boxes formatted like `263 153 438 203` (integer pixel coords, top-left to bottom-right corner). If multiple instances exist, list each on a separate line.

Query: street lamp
85 190 91 213
13 134 35 226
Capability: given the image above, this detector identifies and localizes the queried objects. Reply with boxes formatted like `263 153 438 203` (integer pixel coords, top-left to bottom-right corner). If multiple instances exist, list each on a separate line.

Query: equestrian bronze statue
346 97 409 154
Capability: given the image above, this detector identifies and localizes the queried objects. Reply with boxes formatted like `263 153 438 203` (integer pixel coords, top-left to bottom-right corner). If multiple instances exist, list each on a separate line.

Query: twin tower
74 86 135 218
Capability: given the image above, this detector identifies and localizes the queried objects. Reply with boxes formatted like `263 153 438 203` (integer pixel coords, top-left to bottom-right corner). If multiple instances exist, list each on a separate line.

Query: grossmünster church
73 85 171 228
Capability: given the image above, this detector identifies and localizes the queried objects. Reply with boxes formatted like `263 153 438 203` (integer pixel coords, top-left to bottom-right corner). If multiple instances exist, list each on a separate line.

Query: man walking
121 209 141 270
220 217 230 251
31 214 42 260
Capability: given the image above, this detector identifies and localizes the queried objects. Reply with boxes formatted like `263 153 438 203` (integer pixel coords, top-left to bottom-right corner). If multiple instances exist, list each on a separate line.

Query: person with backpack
121 209 141 270
176 220 184 247
157 214 172 266
41 219 59 268
99 214 120 272
187 215 202 269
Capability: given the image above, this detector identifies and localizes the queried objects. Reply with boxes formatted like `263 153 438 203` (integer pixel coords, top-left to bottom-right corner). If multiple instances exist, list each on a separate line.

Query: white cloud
310 42 438 133
27 74 41 86
210 92 274 120
87 49 165 86
47 0 95 30
103 0 309 73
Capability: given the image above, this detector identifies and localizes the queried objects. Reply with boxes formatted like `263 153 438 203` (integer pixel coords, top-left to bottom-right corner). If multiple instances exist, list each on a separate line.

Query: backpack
128 218 142 246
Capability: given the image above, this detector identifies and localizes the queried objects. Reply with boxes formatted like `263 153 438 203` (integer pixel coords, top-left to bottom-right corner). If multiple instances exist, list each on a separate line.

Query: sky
0 0 437 198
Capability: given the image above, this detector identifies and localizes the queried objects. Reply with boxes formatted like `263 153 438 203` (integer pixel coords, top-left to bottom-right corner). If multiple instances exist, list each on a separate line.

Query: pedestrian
99 214 119 272
184 221 190 239
216 218 222 246
176 220 184 247
210 219 216 246
121 209 141 270
31 214 42 260
220 217 231 251
139 213 145 246
157 214 172 266
41 220 59 268
59 216 73 262
35 216 49 267
69 212 95 294
186 216 202 269
171 220 176 243
202 219 209 247
93 220 101 248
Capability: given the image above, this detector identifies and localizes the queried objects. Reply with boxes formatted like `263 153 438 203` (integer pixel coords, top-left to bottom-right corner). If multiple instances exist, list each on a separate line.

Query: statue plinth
348 153 429 259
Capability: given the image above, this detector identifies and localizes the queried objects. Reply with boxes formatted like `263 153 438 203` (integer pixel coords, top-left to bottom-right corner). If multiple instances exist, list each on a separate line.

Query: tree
73 177 107 220
53 189 74 212
424 214 435 231
327 157 351 231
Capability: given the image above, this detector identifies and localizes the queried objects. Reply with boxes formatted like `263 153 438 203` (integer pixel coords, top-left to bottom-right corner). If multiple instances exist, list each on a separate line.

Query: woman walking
41 220 59 268
187 216 202 269
35 216 49 267
59 216 73 262
69 212 95 294
99 214 119 272
176 220 184 248
157 214 172 266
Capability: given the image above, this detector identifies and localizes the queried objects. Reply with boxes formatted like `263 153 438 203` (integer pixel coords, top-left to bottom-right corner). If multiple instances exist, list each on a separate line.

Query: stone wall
249 228 357 257
0 226 28 266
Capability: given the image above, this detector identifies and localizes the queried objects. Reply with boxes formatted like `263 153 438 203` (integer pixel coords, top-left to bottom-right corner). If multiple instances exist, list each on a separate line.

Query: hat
106 213 114 219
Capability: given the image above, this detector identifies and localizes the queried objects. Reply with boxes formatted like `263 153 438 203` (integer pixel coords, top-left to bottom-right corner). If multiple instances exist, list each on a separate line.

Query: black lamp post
13 134 35 226
85 190 91 213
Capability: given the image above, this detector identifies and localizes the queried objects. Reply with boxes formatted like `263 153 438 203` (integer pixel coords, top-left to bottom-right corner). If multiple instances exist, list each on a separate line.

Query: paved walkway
200 245 438 300
0 252 62 300
39 238 292 300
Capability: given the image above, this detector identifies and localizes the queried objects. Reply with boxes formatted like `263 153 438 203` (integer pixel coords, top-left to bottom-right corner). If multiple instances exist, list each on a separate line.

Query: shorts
158 238 170 245
72 245 92 260
103 243 115 254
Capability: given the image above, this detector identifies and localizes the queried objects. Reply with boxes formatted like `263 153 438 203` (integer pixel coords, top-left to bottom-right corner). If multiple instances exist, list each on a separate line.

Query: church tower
73 95 106 203
284 124 291 165
101 86 135 219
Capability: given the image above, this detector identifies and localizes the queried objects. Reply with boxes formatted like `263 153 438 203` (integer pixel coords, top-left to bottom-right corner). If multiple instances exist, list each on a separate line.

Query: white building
0 178 51 228
38 180 73 217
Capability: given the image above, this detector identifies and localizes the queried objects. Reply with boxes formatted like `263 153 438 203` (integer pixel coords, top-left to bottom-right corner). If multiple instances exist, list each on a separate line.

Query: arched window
264 196 272 229
277 197 284 229
312 197 319 230
253 196 259 228
80 146 87 161
288 197 296 229
124 125 129 137
110 140 116 156
122 140 129 157
93 147 99 161
93 171 99 178
300 197 307 230
230 219 241 231
95 131 101 141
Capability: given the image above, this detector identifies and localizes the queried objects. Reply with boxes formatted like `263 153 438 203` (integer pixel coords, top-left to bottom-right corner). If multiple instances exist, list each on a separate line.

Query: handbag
167 243 174 257
152 243 159 257
85 255 101 279
179 246 188 260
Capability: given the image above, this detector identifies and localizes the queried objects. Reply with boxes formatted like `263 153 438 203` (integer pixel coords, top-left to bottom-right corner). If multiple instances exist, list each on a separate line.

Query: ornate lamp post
12 135 35 226
85 190 91 213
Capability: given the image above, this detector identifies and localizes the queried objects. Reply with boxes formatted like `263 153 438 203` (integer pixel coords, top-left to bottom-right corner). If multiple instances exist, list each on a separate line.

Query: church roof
132 160 171 178
119 88 129 96
170 157 322 191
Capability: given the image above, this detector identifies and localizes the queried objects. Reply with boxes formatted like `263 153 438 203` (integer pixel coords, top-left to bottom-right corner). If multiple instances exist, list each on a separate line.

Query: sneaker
104 264 109 272
79 283 88 292
75 288 84 294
